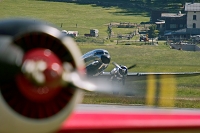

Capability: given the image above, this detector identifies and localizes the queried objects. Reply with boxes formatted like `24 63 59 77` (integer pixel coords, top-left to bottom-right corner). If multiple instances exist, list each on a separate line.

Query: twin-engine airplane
82 49 200 85
1 18 200 133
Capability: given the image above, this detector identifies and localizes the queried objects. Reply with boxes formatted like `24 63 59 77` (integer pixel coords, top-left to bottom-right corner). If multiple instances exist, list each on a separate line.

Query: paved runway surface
74 104 200 114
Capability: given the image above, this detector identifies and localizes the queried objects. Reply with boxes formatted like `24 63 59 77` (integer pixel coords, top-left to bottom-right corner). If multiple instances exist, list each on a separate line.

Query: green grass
79 44 200 72
79 44 200 108
0 0 148 38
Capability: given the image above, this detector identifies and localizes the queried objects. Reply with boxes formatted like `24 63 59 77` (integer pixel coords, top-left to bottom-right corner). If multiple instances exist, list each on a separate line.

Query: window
193 23 196 28
95 51 104 55
193 15 196 20
170 24 177 29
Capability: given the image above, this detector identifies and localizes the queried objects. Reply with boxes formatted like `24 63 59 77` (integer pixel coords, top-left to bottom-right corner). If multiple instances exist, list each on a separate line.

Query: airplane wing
98 72 200 81
126 72 200 81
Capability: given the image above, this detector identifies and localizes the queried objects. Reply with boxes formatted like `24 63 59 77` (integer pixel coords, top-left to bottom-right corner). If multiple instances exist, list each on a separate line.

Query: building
90 29 99 37
156 12 186 35
162 2 200 39
185 2 200 28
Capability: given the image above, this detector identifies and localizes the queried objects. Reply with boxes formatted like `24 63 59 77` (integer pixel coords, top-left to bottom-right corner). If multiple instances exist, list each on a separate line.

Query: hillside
0 0 149 38
1 0 195 39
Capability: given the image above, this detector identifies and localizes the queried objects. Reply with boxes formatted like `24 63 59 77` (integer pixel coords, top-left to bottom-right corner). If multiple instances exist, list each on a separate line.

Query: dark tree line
132 0 200 4
108 0 200 4
49 0 200 7
50 0 200 3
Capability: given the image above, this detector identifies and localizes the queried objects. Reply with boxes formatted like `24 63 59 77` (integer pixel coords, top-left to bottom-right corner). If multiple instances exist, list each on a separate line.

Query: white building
185 2 200 28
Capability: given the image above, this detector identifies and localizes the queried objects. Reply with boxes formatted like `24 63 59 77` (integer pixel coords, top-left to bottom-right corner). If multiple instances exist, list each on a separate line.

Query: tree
148 24 159 44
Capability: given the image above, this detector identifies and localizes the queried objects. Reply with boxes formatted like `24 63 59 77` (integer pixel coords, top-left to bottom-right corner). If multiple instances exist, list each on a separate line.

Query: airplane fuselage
82 49 111 76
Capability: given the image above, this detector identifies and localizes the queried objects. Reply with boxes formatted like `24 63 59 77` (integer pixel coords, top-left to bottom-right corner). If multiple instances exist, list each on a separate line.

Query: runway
74 103 200 114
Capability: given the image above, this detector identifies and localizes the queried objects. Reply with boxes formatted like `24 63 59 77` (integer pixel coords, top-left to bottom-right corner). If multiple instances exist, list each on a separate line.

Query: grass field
79 44 200 108
1 0 200 108
0 0 148 38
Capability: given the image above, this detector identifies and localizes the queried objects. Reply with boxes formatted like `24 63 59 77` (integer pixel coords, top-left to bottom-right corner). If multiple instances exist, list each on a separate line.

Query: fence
116 40 152 45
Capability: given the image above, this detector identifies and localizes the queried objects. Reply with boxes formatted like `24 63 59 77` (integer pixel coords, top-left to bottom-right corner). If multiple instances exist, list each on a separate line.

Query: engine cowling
0 18 85 133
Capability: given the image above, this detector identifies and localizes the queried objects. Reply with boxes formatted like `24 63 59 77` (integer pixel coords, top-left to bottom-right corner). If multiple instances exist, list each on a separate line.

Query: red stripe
59 111 200 132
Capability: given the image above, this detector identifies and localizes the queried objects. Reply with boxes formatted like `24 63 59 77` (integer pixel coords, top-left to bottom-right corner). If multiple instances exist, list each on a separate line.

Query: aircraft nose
101 55 110 64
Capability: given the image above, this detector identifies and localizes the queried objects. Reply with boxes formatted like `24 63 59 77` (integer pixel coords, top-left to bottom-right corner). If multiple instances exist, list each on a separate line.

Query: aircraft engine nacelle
0 18 85 133
110 65 128 79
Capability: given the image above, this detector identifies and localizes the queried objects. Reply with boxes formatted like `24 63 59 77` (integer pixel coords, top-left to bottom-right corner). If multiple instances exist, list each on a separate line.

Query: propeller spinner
111 62 136 85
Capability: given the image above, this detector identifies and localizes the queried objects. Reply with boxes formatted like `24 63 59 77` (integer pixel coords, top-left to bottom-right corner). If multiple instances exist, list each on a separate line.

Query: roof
164 28 200 35
155 21 165 24
155 19 165 24
185 2 200 11
161 13 185 18
179 28 200 35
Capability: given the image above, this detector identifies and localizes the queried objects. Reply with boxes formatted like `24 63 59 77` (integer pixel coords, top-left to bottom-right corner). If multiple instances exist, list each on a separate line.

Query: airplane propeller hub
16 48 63 102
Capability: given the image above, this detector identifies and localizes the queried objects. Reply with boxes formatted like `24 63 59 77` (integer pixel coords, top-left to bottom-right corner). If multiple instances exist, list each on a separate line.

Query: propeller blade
122 76 125 85
112 62 122 69
3 54 140 96
127 64 137 70
0 37 24 79
63 71 140 95
87 79 141 95
61 62 144 96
